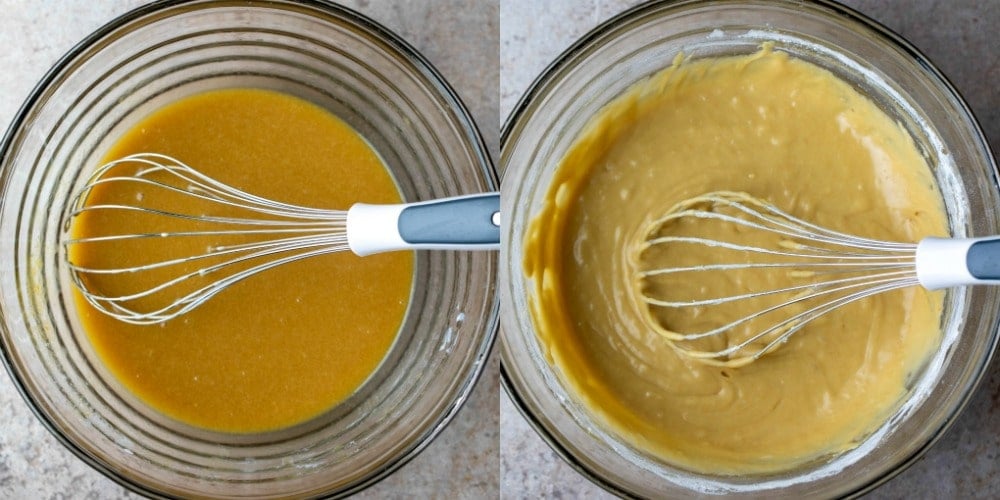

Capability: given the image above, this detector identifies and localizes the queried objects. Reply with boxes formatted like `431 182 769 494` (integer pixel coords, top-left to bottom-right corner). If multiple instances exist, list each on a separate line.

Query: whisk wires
63 153 351 325
634 191 920 367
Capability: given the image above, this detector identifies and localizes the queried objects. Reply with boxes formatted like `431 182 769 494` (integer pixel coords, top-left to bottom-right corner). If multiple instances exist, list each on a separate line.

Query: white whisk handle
346 193 500 256
916 236 1000 290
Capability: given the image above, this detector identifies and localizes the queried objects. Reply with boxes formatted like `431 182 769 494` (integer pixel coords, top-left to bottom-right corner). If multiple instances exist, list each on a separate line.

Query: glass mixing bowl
0 0 497 497
500 0 998 497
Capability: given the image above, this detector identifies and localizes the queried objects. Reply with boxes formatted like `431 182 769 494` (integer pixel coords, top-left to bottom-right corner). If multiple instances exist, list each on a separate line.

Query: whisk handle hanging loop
346 193 500 256
916 236 1000 290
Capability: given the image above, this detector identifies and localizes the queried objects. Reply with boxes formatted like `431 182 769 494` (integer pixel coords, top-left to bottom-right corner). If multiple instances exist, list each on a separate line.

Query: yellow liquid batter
524 48 948 473
69 89 413 433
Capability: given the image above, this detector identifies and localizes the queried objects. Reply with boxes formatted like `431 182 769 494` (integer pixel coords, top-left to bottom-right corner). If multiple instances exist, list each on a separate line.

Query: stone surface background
1 0 998 498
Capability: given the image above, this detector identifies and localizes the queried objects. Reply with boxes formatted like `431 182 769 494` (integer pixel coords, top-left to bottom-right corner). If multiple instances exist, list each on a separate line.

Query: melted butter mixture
70 89 413 433
524 49 948 473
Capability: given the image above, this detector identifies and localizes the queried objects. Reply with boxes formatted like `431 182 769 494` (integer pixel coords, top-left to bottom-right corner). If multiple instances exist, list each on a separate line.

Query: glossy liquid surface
70 89 413 432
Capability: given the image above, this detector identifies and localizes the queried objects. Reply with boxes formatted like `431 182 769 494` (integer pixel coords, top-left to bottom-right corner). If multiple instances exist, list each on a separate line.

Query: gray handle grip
967 238 1000 280
916 236 1000 290
398 193 500 245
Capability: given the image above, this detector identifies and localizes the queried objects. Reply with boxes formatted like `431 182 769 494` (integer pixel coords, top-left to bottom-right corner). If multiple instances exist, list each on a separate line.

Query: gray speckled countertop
500 0 1000 498
3 0 999 498
0 0 498 498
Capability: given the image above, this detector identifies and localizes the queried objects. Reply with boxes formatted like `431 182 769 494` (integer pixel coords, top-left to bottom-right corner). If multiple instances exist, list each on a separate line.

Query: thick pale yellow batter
524 48 948 473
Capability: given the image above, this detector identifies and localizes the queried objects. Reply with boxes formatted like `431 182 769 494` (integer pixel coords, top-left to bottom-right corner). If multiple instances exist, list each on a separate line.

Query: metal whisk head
63 153 351 325
633 191 920 367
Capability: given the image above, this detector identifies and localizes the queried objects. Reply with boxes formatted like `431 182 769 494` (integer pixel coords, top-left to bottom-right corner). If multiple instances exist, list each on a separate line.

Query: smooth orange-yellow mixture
524 49 948 473
70 89 412 433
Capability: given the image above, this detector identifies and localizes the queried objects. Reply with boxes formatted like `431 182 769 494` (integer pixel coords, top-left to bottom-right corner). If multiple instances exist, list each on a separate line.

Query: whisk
62 153 499 325
633 191 1000 367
